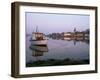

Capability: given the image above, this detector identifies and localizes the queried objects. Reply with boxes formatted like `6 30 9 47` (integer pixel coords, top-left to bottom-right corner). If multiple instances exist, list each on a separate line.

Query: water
26 36 89 67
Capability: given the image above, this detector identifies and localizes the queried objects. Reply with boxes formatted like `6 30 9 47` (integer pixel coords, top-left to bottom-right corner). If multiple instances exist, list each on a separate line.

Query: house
61 32 73 37
74 32 84 37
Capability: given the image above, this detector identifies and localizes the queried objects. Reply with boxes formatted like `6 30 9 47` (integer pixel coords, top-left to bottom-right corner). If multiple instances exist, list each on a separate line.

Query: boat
30 26 47 46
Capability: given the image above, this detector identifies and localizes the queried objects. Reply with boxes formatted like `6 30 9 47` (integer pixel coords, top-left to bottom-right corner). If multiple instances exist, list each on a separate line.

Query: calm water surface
26 36 89 64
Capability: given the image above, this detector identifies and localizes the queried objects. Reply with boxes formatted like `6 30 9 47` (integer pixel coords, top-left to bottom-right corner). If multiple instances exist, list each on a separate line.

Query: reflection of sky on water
26 36 89 63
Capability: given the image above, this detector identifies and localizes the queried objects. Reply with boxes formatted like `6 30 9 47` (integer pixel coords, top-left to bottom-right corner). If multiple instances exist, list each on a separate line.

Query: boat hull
30 40 47 46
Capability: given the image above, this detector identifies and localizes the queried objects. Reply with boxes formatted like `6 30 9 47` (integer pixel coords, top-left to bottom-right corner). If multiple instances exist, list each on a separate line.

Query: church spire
74 27 76 32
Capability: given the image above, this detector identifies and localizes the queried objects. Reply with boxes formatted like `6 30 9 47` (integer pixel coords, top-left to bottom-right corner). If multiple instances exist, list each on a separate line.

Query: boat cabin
33 32 44 40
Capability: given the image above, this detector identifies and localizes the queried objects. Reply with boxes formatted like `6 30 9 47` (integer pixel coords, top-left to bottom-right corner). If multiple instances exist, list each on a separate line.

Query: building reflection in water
48 36 89 45
47 28 89 45
29 44 48 61
62 36 89 45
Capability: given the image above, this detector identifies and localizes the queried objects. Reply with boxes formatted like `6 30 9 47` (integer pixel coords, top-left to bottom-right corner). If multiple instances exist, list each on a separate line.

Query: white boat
30 26 47 46
31 39 47 46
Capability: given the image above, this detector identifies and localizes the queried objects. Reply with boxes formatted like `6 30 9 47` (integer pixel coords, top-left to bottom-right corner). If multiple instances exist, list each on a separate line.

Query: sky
26 12 90 35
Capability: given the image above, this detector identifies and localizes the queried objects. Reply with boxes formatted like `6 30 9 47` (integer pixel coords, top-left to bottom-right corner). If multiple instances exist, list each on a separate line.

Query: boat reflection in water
29 44 48 61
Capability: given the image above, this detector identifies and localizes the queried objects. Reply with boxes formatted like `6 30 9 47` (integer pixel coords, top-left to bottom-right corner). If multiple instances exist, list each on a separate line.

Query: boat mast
36 26 39 32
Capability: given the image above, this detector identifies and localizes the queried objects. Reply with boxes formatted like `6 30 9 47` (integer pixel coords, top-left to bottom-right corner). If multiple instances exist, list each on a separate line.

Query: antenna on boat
36 26 39 32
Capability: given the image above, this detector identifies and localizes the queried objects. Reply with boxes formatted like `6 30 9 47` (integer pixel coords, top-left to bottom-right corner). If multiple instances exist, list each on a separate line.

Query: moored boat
30 26 47 46
30 39 47 46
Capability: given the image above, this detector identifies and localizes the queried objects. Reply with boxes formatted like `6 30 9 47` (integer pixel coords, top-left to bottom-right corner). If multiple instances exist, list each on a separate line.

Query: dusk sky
26 12 90 35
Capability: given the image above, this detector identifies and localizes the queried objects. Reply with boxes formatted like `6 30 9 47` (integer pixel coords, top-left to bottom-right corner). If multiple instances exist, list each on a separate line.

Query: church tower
74 27 76 33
